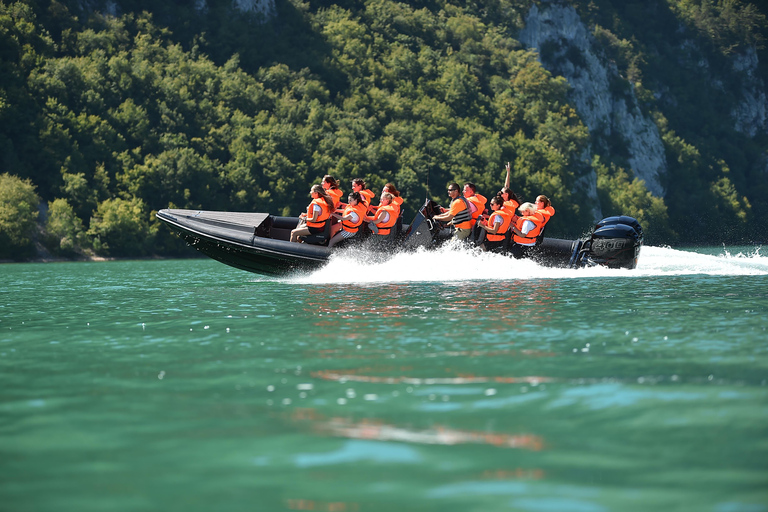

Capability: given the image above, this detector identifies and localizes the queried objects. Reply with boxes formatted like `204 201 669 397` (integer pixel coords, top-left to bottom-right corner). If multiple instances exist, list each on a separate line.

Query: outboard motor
584 216 643 269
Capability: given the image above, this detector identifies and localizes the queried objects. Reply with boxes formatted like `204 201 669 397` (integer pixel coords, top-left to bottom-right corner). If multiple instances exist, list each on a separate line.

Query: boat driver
433 183 473 240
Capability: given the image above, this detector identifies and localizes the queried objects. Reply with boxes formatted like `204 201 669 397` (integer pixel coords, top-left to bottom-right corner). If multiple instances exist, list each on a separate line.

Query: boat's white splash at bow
285 244 767 284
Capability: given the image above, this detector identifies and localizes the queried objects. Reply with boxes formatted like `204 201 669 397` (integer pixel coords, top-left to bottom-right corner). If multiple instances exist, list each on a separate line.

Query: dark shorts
308 225 324 235
510 243 535 259
484 239 506 253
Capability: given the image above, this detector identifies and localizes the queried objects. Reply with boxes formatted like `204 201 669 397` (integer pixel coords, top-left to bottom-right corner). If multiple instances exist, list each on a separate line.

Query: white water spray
285 244 767 284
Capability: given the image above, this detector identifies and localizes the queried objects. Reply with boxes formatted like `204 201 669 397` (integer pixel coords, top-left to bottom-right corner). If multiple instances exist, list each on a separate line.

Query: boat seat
302 218 332 246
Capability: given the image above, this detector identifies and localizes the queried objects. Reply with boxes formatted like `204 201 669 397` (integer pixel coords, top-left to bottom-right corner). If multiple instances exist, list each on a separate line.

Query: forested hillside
1 0 766 260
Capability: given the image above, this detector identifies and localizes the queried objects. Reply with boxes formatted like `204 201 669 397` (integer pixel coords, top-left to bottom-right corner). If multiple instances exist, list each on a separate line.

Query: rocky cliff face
731 47 768 137
190 0 273 17
519 3 666 206
518 1 768 217
79 0 275 19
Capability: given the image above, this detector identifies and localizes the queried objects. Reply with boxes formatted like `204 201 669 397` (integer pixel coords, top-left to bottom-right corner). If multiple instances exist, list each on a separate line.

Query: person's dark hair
536 195 551 208
464 182 476 193
499 187 519 204
383 182 400 197
448 182 460 192
348 191 362 204
352 178 365 187
323 175 339 189
490 195 504 207
312 184 335 211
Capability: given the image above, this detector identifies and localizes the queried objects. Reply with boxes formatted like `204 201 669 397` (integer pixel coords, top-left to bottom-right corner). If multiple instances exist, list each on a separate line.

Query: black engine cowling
585 216 643 269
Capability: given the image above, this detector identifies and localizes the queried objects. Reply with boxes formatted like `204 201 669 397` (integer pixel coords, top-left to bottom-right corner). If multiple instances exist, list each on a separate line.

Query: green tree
0 173 40 260
44 198 89 256
87 197 152 256
594 156 675 244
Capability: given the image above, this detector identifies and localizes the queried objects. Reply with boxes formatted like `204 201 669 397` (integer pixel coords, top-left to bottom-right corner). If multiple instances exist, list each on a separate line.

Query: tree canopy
0 0 765 259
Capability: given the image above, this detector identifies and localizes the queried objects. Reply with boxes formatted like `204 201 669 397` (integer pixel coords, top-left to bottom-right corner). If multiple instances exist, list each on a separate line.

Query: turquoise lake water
1 245 767 512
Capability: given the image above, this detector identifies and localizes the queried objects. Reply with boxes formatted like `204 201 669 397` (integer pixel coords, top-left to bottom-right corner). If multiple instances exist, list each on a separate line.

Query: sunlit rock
731 47 768 138
519 3 666 199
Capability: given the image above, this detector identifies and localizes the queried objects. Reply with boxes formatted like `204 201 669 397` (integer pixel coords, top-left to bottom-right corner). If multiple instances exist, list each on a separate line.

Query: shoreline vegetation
2 1 767 263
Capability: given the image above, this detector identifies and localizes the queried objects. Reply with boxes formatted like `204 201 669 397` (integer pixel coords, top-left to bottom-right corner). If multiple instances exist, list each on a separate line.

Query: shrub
87 197 152 257
0 173 40 260
44 198 89 256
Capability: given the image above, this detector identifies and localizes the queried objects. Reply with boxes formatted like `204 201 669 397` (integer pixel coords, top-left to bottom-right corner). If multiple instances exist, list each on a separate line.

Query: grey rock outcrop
731 47 768 137
519 3 667 206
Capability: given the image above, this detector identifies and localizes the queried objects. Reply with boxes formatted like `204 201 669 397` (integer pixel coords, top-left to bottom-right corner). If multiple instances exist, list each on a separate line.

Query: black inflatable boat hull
156 209 329 275
157 204 642 275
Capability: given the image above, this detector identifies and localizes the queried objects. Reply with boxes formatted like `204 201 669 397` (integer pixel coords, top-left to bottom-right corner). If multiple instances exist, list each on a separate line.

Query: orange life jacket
391 196 404 217
306 198 331 228
341 203 368 233
360 189 375 207
467 194 487 224
485 210 513 242
537 205 555 227
512 212 544 245
327 188 344 209
502 199 519 215
450 196 473 230
376 204 398 235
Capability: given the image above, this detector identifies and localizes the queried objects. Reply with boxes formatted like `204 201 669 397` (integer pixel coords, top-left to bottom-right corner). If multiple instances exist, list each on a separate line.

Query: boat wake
280 244 767 284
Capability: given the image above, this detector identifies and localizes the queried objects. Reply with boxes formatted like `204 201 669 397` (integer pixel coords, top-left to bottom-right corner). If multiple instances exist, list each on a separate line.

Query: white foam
286 244 767 284
635 245 767 276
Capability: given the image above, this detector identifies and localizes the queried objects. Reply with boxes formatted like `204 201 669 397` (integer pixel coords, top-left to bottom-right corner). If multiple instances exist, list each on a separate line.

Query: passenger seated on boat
322 175 344 209
499 187 520 215
463 182 487 225
479 196 514 253
351 179 375 212
509 202 544 259
534 195 555 245
500 162 521 214
370 183 403 217
384 183 404 217
290 185 334 243
328 192 367 248
464 182 488 242
432 183 473 240
365 192 398 239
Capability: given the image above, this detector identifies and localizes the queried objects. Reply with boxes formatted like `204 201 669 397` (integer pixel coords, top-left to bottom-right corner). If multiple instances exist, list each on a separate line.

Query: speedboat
156 199 643 275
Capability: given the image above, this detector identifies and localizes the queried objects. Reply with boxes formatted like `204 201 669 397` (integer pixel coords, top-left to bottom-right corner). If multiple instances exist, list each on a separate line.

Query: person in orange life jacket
433 183 473 240
479 195 514 253
535 195 555 228
532 194 555 245
367 183 404 225
291 185 335 243
463 182 488 226
509 202 544 259
328 192 367 248
499 186 521 215
500 163 521 214
365 193 398 236
351 178 375 210
382 182 404 216
322 175 344 209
